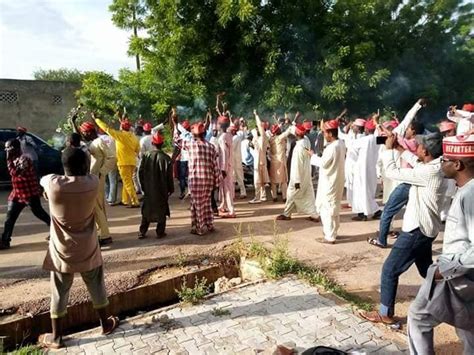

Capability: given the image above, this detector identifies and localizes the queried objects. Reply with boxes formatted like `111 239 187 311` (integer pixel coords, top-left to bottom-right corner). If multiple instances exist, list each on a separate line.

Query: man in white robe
312 119 346 243
217 115 235 218
447 103 474 135
351 118 382 221
276 124 318 221
339 119 365 207
231 124 247 198
249 110 270 204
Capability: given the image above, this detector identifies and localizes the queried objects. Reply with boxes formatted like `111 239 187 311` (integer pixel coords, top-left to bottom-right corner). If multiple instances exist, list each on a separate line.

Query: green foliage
33 68 84 82
10 345 43 355
104 0 472 120
176 277 209 305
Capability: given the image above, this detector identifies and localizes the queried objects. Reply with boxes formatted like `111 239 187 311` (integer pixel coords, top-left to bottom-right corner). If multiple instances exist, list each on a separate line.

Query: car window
0 131 17 149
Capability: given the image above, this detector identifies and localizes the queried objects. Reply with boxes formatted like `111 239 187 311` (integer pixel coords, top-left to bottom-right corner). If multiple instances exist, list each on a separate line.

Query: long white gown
351 134 380 216
283 136 317 217
313 139 346 241
339 130 363 205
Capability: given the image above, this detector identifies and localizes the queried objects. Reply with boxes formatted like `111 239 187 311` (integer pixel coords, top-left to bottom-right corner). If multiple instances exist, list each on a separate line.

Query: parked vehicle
0 129 63 186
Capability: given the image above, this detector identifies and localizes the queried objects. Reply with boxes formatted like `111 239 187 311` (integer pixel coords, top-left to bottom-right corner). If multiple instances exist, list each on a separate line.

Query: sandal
38 333 63 349
367 237 386 248
276 214 291 221
389 231 400 239
102 316 120 335
359 311 396 325
306 216 320 223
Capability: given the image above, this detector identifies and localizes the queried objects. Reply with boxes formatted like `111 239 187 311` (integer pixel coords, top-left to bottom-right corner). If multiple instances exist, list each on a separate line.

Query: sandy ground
0 186 463 353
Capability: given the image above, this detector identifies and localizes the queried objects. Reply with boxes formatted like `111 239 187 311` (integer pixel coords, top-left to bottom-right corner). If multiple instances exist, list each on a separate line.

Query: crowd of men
1 95 473 352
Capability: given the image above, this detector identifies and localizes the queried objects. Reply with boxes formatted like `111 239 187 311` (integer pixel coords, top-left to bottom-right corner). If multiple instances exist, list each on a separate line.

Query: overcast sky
0 0 135 79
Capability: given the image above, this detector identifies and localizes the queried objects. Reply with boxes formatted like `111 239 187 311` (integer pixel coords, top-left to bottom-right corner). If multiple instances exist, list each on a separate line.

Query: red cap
120 119 131 131
323 119 339 131
137 119 145 126
302 121 313 131
261 121 270 130
439 121 456 133
443 135 474 158
229 124 238 132
462 103 474 112
182 120 191 130
143 122 152 132
271 124 281 135
17 126 27 132
218 115 230 124
80 121 96 133
152 133 164 145
365 120 376 130
295 124 306 136
191 122 205 135
383 120 399 129
354 118 366 127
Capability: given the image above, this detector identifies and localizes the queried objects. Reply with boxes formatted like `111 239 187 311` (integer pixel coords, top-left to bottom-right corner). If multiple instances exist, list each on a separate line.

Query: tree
107 0 472 120
75 71 121 120
33 68 84 82
109 0 148 71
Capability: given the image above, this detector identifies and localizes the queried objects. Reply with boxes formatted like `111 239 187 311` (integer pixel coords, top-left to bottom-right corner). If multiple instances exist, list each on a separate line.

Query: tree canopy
77 0 474 122
33 68 85 82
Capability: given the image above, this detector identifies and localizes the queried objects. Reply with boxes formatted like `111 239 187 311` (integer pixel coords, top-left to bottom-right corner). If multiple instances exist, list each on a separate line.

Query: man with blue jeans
361 132 444 324
368 99 427 248
375 182 410 246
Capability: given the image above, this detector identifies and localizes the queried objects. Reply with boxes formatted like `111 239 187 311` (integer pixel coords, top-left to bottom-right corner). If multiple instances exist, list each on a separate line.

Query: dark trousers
378 183 410 245
211 188 218 213
139 218 166 237
380 228 433 317
178 161 188 194
1 196 50 244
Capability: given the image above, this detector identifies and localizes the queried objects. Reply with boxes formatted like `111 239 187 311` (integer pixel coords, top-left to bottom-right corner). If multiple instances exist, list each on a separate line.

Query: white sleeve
393 102 422 136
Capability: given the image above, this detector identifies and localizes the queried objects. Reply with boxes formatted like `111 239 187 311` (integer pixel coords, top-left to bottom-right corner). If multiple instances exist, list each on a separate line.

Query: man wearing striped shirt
361 132 444 324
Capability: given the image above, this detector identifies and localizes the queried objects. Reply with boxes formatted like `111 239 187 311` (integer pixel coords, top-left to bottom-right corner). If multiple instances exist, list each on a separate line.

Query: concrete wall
0 79 80 140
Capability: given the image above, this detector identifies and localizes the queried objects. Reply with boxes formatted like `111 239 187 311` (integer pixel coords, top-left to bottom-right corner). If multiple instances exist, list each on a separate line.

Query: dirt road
0 188 462 353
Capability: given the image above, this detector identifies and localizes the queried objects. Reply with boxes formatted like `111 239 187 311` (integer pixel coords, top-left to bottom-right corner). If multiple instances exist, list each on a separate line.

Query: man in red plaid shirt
1 139 50 249
180 122 221 235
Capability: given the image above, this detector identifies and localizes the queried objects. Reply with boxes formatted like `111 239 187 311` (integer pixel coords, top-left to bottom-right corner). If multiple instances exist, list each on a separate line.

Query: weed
175 248 187 268
176 277 209 305
10 345 43 355
211 307 231 317
230 223 374 312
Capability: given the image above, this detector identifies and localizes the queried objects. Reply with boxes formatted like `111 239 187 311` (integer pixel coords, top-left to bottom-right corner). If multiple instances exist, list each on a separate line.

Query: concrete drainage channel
0 262 242 350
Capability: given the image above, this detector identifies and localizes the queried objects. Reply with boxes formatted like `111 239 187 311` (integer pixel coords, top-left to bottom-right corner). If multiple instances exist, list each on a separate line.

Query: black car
0 129 63 186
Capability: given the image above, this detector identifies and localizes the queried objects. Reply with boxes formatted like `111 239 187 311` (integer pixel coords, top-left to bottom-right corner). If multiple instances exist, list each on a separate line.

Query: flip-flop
38 333 63 349
306 216 320 223
359 311 396 325
367 237 386 248
276 215 291 221
102 316 120 335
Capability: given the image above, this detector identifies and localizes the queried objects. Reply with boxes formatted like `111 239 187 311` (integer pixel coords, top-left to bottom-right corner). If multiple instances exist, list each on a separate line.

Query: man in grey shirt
408 135 474 354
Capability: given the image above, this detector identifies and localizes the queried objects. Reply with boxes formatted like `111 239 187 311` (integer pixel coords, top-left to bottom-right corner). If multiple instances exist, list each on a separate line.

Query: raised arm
94 116 120 141
393 99 425 136
253 109 265 137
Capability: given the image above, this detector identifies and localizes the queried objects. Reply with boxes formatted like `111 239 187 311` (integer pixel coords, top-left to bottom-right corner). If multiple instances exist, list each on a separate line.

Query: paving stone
61 277 406 354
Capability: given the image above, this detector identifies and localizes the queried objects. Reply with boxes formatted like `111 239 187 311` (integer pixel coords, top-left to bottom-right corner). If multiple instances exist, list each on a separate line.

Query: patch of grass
10 345 43 355
176 277 209 305
231 223 373 312
211 307 231 317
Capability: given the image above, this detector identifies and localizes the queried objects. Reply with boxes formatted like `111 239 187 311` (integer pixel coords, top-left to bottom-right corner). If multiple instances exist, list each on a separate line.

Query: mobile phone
376 136 388 145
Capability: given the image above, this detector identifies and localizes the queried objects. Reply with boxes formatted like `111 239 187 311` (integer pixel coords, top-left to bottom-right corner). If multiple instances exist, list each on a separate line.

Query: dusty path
0 187 462 353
